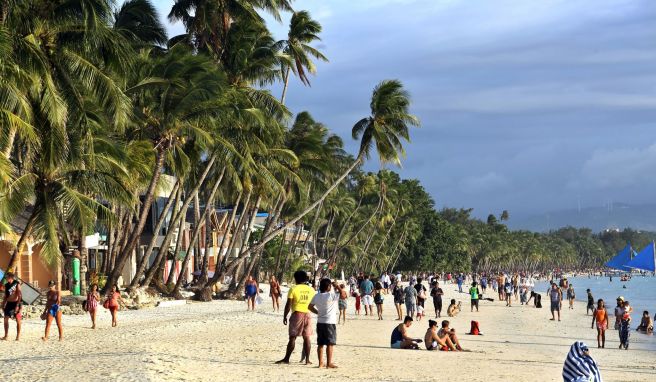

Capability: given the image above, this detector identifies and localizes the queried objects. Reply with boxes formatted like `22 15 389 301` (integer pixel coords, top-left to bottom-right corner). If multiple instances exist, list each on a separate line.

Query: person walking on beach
469 281 480 312
392 281 405 320
42 280 63 341
456 273 463 293
2 272 22 341
277 270 316 365
308 279 341 368
549 283 562 321
480 275 487 294
591 299 608 348
86 283 100 329
374 281 384 320
415 278 427 316
618 300 631 350
404 282 418 318
613 297 625 330
244 275 259 311
566 284 575 310
504 279 513 307
390 316 422 349
269 275 281 312
337 284 348 324
360 275 374 316
430 281 444 318
586 289 595 316
105 284 123 327
497 273 505 301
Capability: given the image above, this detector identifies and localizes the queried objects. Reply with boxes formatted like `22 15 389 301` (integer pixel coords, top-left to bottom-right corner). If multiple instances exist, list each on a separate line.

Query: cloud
460 172 509 194
575 143 656 189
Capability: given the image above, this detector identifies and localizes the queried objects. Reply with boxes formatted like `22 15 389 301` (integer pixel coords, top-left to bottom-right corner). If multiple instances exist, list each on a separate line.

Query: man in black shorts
2 272 22 340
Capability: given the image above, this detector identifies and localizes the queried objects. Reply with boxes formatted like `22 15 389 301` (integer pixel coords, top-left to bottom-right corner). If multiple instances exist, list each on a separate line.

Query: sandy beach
1 283 654 382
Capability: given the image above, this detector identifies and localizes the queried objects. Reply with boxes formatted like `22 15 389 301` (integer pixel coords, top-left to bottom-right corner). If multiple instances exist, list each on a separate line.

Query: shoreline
1 282 654 381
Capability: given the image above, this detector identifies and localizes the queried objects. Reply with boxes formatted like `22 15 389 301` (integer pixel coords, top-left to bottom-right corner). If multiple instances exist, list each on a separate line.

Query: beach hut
626 241 656 272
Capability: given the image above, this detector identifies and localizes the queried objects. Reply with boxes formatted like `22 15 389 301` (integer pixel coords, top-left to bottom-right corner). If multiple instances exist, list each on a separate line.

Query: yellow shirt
288 284 316 313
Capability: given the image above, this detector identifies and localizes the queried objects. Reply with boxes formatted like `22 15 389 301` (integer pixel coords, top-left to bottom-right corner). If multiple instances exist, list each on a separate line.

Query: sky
151 0 656 220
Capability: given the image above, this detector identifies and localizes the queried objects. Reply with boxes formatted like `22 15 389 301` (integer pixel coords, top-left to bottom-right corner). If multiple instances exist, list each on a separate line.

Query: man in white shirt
309 279 343 368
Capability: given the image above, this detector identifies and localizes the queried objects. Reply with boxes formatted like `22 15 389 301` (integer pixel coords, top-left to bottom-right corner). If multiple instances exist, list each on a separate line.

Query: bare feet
0 336 7 341
305 360 313 365
318 363 324 368
41 336 47 341
327 364 338 368
275 359 289 364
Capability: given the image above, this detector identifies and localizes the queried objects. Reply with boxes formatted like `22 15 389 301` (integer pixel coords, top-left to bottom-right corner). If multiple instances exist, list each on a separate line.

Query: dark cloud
153 0 656 221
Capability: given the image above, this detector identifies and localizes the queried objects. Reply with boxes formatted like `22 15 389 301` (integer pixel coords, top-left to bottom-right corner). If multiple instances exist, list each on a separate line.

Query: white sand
1 283 654 381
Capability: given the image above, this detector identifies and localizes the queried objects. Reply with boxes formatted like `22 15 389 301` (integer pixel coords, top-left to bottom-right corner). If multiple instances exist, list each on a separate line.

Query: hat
616 296 624 301
48 280 56 287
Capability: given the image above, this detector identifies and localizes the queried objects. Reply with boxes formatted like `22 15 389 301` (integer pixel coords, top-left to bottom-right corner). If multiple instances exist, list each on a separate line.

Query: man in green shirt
469 281 480 312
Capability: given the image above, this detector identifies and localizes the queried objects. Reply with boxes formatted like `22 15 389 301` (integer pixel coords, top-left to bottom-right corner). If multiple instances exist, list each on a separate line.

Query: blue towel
563 341 602 382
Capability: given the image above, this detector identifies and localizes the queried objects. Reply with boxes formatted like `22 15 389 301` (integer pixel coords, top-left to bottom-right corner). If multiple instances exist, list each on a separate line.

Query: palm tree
215 79 419 279
276 11 328 104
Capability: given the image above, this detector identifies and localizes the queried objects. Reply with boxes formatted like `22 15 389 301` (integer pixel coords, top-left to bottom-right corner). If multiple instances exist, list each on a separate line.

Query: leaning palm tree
212 79 419 280
276 10 328 104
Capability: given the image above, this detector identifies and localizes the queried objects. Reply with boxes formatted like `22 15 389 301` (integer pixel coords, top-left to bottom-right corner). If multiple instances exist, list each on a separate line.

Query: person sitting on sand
447 299 460 317
390 316 422 349
2 272 22 341
277 270 316 365
42 280 63 341
308 279 341 368
591 299 608 348
424 319 455 351
636 311 653 333
437 320 463 351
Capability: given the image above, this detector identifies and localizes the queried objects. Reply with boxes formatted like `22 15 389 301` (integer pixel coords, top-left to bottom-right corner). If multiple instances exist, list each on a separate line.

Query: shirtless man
437 320 463 351
424 319 455 350
337 283 348 325
2 272 22 341
390 316 422 349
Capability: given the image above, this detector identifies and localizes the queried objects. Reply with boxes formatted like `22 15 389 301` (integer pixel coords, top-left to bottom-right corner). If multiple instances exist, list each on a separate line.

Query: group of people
2 272 124 342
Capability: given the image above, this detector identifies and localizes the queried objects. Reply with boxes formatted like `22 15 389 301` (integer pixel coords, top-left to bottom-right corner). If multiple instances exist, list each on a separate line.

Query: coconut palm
276 10 328 104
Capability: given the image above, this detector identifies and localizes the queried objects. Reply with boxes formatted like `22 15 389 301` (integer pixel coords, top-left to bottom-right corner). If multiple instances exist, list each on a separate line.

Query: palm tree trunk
171 173 228 297
165 208 187 287
280 66 291 105
2 127 16 159
199 168 226 283
104 147 168 291
7 207 37 271
78 227 88 295
215 191 242 269
128 181 181 289
218 191 252 271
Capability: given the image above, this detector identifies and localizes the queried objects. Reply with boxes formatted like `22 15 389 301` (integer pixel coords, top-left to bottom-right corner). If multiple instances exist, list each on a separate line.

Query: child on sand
308 279 341 368
447 299 460 317
338 284 348 325
591 299 608 348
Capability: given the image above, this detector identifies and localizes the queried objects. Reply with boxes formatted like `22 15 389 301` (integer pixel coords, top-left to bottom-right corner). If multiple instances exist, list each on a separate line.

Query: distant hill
507 203 656 232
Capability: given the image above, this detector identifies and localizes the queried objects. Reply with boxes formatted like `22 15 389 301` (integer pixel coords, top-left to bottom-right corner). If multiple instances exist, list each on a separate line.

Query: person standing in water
2 272 22 341
86 283 100 329
591 299 608 348
42 280 63 341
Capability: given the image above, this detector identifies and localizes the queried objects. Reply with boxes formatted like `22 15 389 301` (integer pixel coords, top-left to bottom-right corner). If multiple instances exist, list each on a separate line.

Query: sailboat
605 243 636 272
626 241 656 272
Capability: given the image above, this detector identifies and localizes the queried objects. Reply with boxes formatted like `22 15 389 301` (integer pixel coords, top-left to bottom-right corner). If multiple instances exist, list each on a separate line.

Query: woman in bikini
42 280 63 341
86 283 101 329
591 299 608 348
269 275 281 312
106 284 123 327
